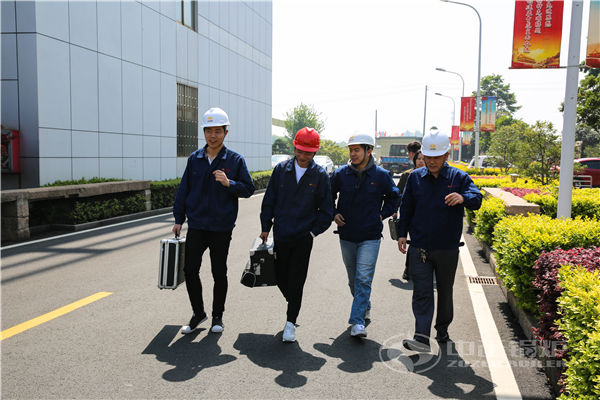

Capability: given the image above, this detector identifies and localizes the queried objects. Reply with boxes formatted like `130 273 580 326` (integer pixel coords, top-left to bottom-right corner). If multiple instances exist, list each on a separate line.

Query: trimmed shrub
250 170 272 190
556 266 600 400
525 188 600 219
465 167 504 176
151 179 180 210
532 247 600 383
471 175 556 190
71 193 146 224
43 177 122 187
493 214 600 314
473 197 506 245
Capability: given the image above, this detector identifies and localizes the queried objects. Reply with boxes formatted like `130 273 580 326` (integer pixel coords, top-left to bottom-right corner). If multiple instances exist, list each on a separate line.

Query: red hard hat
293 127 320 152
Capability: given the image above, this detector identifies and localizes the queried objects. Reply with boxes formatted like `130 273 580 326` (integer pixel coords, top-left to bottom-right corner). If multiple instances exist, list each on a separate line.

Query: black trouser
407 247 459 344
274 235 314 324
183 228 232 319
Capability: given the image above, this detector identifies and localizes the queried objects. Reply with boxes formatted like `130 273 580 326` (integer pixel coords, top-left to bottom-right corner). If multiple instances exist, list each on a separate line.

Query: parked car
314 155 334 174
271 154 291 168
468 155 508 169
574 157 600 187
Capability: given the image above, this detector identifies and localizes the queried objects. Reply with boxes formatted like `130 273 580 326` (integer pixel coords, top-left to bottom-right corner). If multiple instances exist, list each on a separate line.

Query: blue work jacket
331 163 400 243
260 157 334 242
173 145 255 232
396 163 482 250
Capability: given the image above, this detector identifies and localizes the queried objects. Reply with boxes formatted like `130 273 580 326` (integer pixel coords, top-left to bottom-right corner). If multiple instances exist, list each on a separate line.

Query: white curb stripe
460 235 522 400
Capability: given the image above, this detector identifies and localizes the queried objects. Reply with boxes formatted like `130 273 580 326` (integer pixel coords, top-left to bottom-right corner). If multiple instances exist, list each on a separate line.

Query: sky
271 0 593 143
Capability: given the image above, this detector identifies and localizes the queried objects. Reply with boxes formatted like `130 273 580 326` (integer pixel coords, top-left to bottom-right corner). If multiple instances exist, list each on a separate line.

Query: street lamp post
436 67 465 161
435 92 456 160
440 0 482 169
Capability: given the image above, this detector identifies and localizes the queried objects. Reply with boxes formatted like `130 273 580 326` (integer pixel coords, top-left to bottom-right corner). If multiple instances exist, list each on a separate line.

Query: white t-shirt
295 160 307 183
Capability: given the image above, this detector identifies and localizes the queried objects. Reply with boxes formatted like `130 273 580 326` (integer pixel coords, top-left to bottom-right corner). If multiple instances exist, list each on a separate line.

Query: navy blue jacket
396 164 482 250
173 146 255 232
260 157 334 242
331 163 400 242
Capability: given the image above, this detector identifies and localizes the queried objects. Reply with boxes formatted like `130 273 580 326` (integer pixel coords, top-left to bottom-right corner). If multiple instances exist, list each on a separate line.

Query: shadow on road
233 332 326 388
142 325 237 382
313 327 390 373
389 278 413 290
416 341 495 399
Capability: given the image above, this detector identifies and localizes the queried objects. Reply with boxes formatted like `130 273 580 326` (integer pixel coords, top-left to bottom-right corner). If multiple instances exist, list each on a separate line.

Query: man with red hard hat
260 127 334 342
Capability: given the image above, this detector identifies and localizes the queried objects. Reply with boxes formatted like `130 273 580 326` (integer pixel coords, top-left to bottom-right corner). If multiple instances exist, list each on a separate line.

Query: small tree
516 121 561 185
319 140 348 166
488 119 528 173
284 103 325 142
272 137 293 155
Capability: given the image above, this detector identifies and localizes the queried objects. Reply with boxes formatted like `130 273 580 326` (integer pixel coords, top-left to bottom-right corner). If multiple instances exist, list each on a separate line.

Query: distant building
1 0 272 188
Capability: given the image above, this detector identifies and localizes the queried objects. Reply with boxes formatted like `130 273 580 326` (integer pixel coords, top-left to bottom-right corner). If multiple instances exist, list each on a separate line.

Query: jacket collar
285 157 316 173
196 145 228 160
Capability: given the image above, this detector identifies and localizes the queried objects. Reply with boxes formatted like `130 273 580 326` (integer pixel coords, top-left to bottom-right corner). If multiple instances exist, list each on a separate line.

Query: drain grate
468 276 498 285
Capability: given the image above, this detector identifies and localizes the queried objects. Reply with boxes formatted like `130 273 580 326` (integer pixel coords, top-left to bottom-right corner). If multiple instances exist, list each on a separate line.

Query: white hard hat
421 132 450 156
201 107 230 128
347 134 376 147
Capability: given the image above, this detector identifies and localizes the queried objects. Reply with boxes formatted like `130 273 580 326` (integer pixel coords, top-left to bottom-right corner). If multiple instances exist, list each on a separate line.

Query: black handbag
241 238 277 288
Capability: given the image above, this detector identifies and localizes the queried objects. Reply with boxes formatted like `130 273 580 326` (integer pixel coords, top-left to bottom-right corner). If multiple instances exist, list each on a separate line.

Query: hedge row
493 214 600 314
524 188 600 219
473 197 506 246
557 266 600 400
71 193 146 224
471 175 557 190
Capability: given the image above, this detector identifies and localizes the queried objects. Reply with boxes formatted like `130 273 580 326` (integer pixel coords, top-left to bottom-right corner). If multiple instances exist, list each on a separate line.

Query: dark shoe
210 317 224 333
435 332 450 343
402 268 410 281
402 338 430 352
181 312 207 334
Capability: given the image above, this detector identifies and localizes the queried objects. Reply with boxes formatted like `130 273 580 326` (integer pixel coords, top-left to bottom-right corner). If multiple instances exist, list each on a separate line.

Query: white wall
0 0 272 188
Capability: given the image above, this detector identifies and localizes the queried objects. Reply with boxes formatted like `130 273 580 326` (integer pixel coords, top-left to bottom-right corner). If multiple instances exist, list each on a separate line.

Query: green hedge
493 214 600 314
557 266 600 400
473 197 506 246
42 177 123 187
71 193 146 224
250 170 272 190
524 188 600 219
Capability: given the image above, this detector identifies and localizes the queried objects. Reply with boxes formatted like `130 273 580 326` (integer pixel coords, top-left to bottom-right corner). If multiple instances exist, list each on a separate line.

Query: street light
435 92 456 160
436 67 465 161
440 0 482 168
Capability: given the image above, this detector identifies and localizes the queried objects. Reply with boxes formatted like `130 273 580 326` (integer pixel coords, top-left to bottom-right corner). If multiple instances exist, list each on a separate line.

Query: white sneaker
282 321 296 342
350 324 367 338
180 313 207 334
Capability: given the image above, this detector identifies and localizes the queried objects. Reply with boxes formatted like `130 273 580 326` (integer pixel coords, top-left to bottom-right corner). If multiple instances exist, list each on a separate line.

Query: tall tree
473 74 521 116
488 119 528 173
272 137 293 155
284 103 325 142
319 140 348 166
575 71 600 133
516 121 561 185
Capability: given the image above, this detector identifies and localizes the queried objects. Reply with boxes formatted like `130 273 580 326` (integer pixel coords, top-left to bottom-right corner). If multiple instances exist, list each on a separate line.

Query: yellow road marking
1 292 113 340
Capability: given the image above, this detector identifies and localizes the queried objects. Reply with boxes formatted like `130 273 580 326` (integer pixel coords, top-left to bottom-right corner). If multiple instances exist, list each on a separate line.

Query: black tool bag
388 217 399 240
241 238 277 288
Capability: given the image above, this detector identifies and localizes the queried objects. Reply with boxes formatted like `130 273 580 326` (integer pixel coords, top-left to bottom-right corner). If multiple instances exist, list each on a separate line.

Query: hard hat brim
421 148 449 157
201 122 231 128
294 143 319 152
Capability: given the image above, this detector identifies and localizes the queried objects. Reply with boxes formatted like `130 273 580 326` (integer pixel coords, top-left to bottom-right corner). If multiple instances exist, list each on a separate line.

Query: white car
468 155 507 169
271 154 291 168
314 155 334 174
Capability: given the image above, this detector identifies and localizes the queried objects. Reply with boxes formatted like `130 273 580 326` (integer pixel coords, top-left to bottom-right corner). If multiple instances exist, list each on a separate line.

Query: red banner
450 125 460 145
511 0 564 69
462 132 472 146
460 97 475 132
586 0 600 68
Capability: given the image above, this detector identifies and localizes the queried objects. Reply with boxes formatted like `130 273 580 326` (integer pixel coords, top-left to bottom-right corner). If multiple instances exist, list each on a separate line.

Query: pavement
1 193 555 399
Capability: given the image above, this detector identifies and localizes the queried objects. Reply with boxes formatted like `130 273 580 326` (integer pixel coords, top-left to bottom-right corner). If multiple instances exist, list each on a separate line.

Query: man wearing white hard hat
395 131 482 352
331 134 400 338
173 107 255 335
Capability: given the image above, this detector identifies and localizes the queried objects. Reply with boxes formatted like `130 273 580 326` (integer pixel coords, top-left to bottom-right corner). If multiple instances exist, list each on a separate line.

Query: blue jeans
339 238 381 325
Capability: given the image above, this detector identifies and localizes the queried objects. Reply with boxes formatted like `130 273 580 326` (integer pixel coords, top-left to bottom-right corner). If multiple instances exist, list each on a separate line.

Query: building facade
1 0 272 189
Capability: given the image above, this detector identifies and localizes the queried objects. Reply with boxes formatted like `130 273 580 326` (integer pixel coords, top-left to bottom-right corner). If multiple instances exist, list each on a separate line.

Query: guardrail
1 181 151 241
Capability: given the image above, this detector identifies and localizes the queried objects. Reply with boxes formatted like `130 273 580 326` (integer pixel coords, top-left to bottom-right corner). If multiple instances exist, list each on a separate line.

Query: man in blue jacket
396 131 482 352
260 127 334 343
331 134 400 338
173 107 255 335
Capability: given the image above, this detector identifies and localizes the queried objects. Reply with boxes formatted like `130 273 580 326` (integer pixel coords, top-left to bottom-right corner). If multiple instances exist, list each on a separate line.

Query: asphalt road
1 193 554 399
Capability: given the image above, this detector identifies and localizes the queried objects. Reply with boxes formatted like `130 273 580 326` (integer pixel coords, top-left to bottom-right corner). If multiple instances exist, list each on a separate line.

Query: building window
176 0 196 31
177 83 198 157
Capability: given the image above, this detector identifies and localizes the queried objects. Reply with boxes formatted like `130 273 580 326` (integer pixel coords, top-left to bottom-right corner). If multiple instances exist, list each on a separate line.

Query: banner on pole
450 126 460 145
462 132 472 146
481 96 497 132
460 97 475 132
511 0 564 69
586 0 600 68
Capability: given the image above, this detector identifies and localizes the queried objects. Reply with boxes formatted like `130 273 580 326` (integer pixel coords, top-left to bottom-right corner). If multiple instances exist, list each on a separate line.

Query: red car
574 158 600 187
